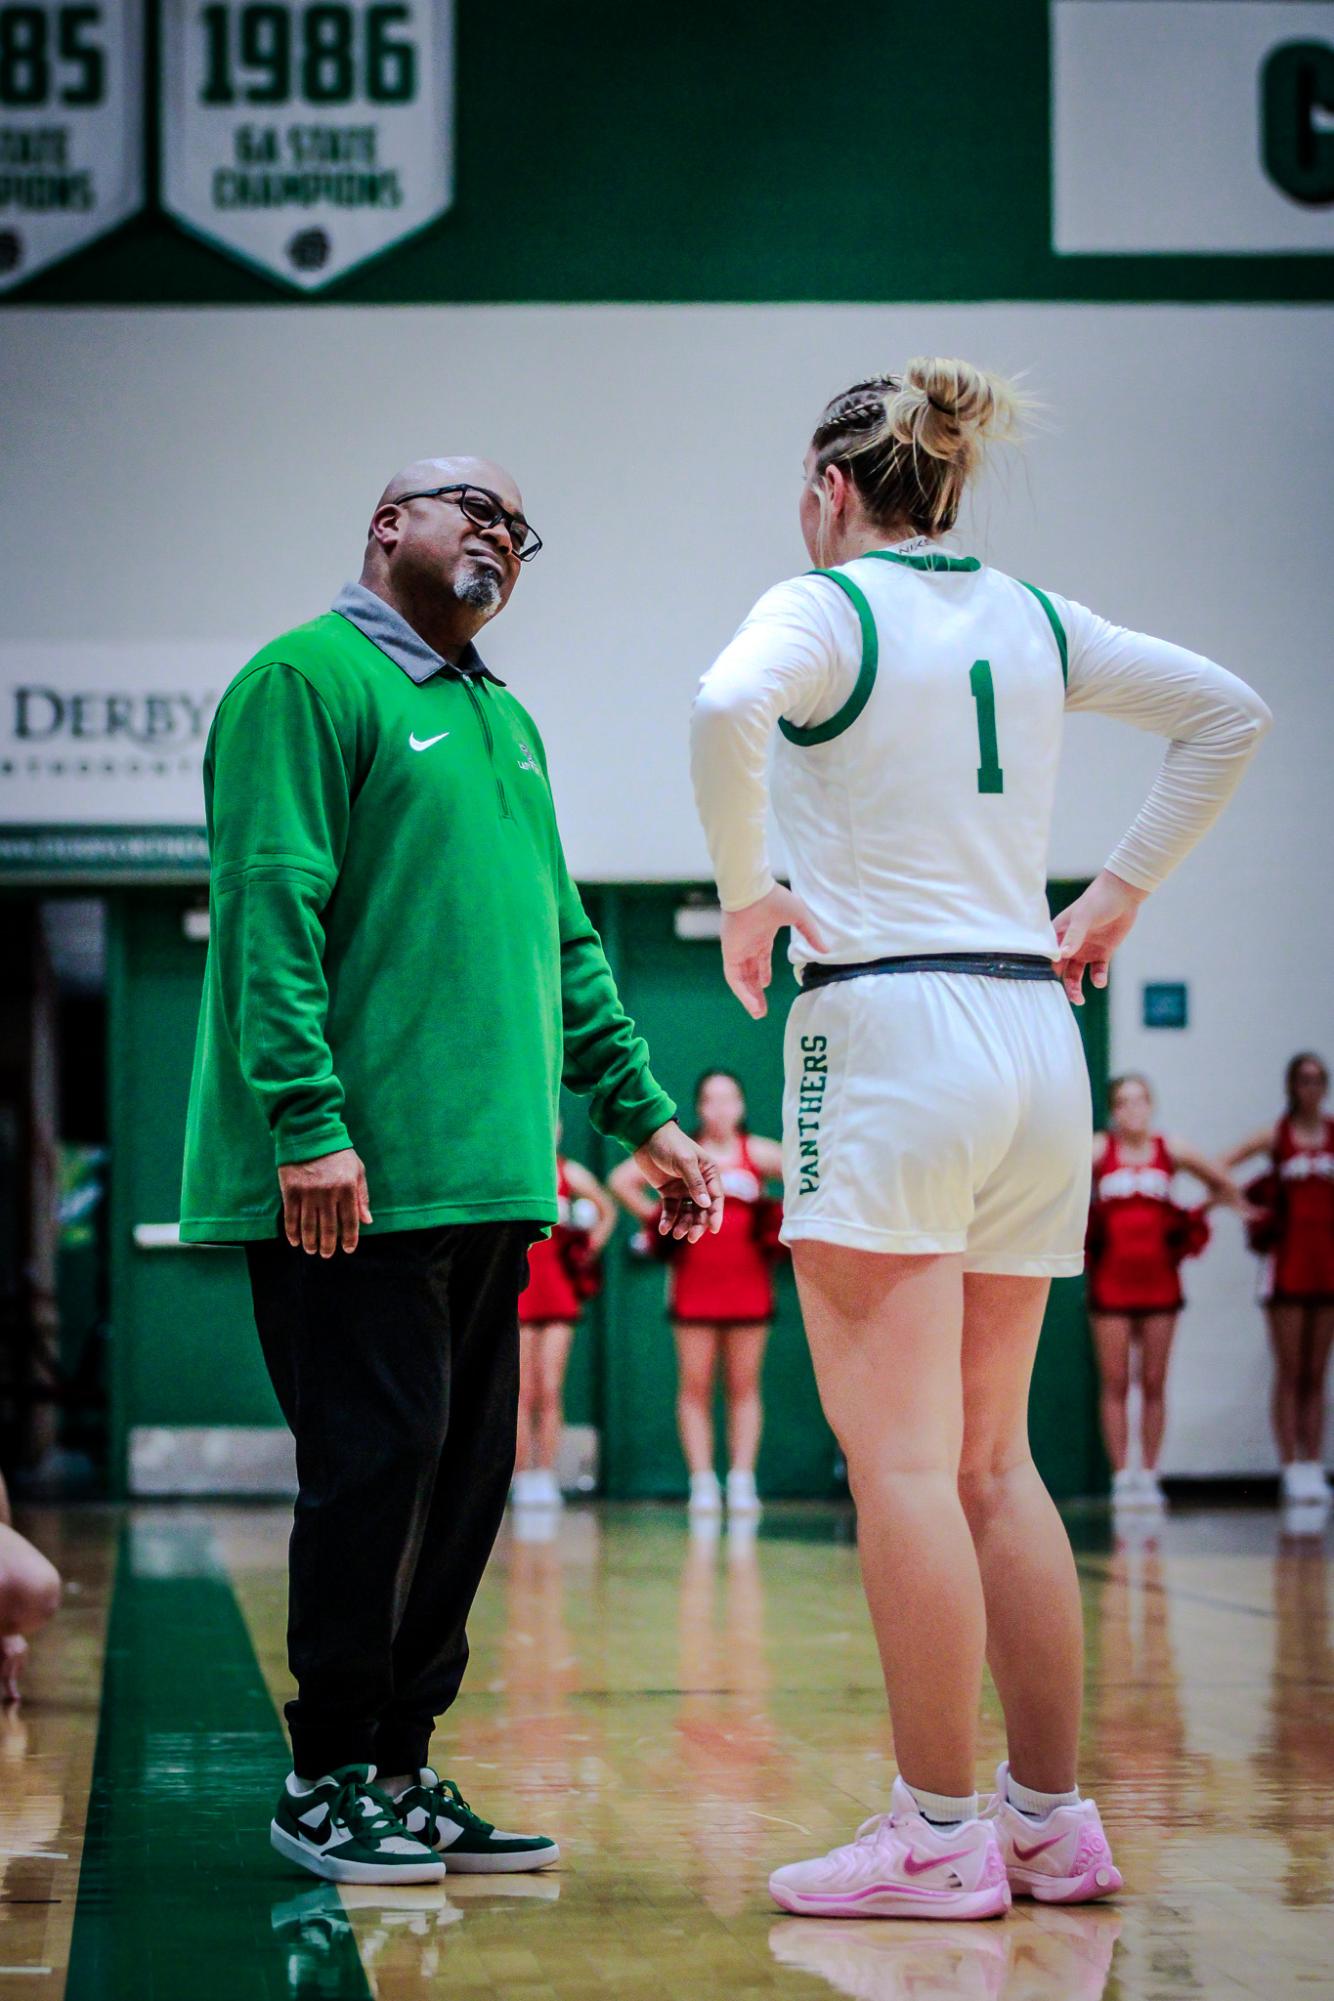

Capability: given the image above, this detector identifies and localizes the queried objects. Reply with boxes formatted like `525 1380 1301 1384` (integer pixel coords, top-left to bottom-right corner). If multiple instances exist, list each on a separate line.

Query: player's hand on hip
278 1147 373 1257
633 1122 725 1242
721 885 829 1019
1052 869 1147 1006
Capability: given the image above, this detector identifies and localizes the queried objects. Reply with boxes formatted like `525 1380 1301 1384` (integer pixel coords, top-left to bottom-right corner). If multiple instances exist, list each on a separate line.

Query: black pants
246 1221 534 1781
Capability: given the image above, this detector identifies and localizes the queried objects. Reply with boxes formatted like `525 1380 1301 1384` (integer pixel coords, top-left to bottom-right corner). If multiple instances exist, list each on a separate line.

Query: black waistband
802 952 1059 990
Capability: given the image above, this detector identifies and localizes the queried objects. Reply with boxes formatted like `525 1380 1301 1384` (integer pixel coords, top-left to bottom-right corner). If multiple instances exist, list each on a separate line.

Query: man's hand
1052 869 1148 1005
278 1147 372 1257
633 1122 725 1244
721 885 829 1019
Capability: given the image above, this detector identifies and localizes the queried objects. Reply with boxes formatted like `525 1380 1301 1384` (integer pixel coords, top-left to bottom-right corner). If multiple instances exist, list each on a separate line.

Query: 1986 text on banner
160 0 454 291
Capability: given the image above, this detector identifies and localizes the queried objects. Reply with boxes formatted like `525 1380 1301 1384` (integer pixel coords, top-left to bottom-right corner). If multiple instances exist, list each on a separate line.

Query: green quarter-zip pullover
180 584 675 1242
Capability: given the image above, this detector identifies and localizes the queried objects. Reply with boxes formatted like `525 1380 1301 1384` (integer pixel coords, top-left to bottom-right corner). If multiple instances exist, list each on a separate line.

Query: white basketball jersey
771 551 1068 964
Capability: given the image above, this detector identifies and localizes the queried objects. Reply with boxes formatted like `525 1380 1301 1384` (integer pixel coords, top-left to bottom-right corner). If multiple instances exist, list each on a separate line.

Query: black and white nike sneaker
395 1769 560 1873
271 1763 445 1883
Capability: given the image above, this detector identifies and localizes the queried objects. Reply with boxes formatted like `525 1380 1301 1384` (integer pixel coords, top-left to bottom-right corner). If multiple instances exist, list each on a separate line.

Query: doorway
0 896 110 1495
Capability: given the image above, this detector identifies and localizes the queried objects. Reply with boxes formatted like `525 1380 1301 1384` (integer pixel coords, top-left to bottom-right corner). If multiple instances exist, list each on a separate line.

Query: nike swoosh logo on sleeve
409 731 450 752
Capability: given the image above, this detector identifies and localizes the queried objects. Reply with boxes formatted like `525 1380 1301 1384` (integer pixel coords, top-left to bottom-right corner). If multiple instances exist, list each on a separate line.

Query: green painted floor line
64 1516 372 2001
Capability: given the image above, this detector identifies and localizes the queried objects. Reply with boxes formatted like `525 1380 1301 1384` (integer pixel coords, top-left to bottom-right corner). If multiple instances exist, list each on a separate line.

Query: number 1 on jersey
969 659 1004 794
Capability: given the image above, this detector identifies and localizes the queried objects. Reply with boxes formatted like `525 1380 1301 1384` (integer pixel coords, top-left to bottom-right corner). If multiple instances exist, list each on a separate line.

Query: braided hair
809 358 1024 545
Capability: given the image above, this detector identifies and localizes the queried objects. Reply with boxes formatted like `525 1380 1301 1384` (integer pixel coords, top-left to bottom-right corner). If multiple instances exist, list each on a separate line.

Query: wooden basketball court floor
2 1499 1331 2000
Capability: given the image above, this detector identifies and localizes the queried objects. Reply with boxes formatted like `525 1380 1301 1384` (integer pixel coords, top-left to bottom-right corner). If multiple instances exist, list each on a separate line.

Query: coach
180 456 720 1885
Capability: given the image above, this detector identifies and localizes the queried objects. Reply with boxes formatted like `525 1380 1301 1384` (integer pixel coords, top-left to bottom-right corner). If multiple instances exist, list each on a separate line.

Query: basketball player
1223 1054 1334 1505
1089 1073 1239 1509
611 1070 783 1515
690 360 1271 1917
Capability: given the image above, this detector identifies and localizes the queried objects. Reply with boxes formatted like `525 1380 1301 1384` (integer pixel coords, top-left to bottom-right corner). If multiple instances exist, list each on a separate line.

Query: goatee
453 564 503 613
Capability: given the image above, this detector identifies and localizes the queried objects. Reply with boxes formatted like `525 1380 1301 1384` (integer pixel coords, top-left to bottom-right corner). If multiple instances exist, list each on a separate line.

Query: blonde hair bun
809 358 1026 537
887 358 1024 469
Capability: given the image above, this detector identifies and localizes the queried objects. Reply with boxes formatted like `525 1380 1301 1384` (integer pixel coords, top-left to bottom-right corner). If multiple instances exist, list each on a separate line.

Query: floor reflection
1255 1521 1334 1909
770 1917 1013 2000
672 1514 784 1916
25 1501 1331 2000
1086 1527 1209 1894
1004 1906 1123 2000
768 1896 1125 1999
271 1877 562 1997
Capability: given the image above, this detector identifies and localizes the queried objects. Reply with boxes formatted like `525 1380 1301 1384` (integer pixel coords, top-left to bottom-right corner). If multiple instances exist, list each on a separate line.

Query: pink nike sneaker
768 1778 1011 1920
982 1763 1123 1903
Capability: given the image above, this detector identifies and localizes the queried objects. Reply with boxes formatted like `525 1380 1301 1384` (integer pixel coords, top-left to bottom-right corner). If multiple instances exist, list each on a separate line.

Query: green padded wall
106 881 1108 1499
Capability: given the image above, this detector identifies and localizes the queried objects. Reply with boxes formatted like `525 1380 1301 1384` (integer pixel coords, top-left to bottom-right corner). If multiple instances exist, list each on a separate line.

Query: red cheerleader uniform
1086 1134 1185 1314
1266 1117 1334 1304
518 1160 582 1325
669 1138 776 1326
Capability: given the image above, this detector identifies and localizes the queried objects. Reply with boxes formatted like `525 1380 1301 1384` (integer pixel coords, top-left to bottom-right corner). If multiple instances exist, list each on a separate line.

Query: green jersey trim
779 570 878 746
864 549 982 574
1019 581 1069 686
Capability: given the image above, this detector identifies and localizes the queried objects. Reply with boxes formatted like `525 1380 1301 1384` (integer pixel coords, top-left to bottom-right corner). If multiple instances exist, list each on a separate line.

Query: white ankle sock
1006 1771 1080 1819
906 1782 979 1826
381 1772 414 1799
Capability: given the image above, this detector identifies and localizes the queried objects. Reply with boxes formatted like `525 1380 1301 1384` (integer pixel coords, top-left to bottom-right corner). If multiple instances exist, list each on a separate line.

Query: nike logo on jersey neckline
409 731 450 752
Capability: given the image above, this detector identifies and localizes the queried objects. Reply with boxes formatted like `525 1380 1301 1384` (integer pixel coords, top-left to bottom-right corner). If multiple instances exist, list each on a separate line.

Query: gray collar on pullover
331 580 506 687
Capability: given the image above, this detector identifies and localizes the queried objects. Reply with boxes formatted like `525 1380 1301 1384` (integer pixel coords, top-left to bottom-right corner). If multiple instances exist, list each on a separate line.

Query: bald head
375 455 524 516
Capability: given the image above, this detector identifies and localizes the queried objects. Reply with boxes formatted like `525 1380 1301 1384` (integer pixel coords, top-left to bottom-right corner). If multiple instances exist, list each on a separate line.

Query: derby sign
160 0 454 290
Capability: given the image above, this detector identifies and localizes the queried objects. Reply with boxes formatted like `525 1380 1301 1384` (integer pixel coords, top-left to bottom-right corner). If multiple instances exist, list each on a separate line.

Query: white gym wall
2 300 1330 1473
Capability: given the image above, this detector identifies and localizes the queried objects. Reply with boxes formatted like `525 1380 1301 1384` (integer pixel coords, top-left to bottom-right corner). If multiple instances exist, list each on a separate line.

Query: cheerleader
1223 1054 1334 1506
610 1071 783 1516
1088 1074 1238 1509
512 1139 617 1508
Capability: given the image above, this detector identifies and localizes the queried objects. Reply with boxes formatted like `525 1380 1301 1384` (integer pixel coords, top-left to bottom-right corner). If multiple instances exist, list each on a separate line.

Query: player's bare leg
958 1273 1083 1793
795 1242 980 1796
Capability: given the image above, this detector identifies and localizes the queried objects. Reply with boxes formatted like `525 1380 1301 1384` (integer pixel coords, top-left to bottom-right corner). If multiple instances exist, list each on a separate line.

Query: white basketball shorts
780 971 1092 1275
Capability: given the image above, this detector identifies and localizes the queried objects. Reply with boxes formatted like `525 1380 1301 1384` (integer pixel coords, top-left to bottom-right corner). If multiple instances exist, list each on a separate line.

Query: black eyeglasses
391 483 543 561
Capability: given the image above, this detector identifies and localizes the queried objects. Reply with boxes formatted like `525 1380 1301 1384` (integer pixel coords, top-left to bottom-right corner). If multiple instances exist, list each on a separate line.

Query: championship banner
160 0 454 291
0 1 145 293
